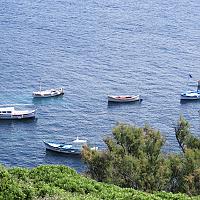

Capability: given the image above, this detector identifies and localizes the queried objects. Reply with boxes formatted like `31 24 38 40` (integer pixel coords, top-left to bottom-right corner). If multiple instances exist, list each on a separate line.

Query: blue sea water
0 0 200 172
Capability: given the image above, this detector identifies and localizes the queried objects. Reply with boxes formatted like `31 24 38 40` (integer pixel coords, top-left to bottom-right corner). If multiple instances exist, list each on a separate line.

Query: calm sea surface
0 0 200 172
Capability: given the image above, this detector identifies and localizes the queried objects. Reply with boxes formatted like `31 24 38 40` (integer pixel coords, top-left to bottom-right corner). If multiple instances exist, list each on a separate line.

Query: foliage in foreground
0 164 199 200
82 117 200 196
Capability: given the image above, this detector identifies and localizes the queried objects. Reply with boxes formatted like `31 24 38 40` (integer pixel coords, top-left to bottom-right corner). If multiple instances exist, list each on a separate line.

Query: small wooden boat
0 106 36 119
108 95 141 103
43 137 98 155
32 88 64 98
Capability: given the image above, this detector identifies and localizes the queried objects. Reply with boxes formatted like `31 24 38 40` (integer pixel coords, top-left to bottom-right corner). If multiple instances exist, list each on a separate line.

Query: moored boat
108 95 141 103
180 80 200 100
43 137 98 155
0 106 36 119
32 88 64 98
180 91 200 100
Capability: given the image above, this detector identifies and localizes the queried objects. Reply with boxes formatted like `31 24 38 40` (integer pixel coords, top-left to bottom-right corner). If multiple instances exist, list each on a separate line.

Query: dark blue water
1 0 200 171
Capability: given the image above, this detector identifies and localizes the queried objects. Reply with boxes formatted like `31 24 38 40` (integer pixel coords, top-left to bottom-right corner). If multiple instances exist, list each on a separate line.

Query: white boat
108 95 141 103
43 137 98 155
180 91 200 100
180 80 200 100
32 88 64 98
0 106 36 119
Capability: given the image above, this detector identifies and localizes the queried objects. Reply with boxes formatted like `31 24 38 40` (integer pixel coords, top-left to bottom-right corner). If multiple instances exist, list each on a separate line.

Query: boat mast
197 80 200 92
39 79 42 92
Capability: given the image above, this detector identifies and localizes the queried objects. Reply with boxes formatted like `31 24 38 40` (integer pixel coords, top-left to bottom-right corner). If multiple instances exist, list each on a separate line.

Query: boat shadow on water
32 95 64 105
44 150 85 172
45 149 82 158
107 99 143 108
0 118 38 125
180 99 200 104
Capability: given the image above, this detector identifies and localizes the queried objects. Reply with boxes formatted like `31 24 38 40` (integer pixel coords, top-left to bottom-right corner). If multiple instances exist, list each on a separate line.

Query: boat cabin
0 107 14 114
0 106 36 119
72 137 87 148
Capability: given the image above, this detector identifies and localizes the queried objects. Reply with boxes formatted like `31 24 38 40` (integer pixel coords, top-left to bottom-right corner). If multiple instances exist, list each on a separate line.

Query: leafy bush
83 118 200 195
0 117 199 199
0 165 199 200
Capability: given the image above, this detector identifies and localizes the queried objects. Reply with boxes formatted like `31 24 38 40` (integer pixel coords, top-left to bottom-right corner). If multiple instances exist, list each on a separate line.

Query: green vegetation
0 164 199 200
82 116 200 196
0 116 199 199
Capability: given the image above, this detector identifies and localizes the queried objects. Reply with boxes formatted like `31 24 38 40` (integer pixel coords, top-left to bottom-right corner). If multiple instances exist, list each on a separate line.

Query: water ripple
0 0 200 171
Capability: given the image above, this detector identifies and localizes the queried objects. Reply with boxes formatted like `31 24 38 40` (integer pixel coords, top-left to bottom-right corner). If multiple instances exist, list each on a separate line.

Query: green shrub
0 164 199 199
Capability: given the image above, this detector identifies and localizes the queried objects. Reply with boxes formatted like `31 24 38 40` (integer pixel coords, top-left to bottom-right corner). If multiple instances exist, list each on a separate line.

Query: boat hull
44 141 82 155
44 140 98 155
180 96 200 100
0 111 36 120
32 88 64 98
180 91 200 100
108 95 140 102
32 92 64 98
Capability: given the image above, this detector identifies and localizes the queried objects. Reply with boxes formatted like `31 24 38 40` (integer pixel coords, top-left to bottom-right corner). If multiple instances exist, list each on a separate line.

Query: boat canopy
72 137 87 144
0 107 15 112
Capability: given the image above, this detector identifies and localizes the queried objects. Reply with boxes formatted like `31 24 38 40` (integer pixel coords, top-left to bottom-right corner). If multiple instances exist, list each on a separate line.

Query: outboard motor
198 80 200 91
